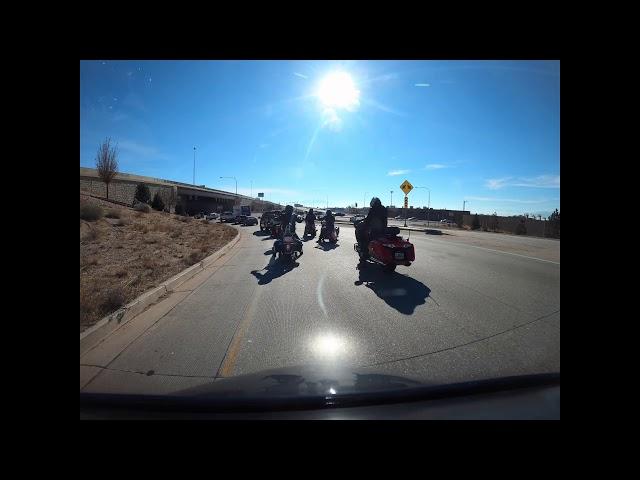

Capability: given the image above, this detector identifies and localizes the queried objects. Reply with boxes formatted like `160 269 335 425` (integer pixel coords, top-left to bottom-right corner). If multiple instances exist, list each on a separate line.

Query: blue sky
80 60 560 216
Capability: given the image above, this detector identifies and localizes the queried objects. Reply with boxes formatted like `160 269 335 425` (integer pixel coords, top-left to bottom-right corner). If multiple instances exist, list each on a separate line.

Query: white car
205 213 219 220
350 215 365 223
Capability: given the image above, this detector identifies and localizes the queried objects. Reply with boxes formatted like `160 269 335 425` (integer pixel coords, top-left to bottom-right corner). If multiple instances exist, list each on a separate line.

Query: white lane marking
317 273 328 317
418 236 560 265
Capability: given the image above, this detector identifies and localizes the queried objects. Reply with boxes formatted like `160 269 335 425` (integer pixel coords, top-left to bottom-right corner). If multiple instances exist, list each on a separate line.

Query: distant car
334 212 345 216
350 215 365 223
205 213 219 220
440 219 456 225
235 215 247 225
243 216 258 226
220 212 235 222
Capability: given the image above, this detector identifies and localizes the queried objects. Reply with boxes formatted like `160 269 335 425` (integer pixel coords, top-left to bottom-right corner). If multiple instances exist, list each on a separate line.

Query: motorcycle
318 221 339 244
354 220 415 272
303 219 317 238
273 224 302 262
270 222 282 239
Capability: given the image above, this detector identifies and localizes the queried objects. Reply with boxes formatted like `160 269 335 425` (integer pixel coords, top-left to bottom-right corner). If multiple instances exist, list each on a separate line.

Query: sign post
400 179 413 227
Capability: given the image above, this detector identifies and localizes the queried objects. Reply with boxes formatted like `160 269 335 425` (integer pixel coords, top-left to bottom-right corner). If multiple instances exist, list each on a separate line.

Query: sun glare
316 72 360 110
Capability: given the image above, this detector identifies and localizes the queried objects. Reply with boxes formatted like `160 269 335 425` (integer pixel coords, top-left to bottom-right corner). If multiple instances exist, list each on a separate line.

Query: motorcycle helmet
326 210 332 216
309 208 314 214
370 197 382 208
285 205 293 215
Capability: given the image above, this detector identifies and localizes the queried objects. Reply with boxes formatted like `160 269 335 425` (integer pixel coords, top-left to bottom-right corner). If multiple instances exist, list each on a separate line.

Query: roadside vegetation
80 192 237 332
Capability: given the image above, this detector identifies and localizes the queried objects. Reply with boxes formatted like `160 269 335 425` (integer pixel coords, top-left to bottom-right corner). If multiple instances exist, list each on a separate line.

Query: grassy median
80 193 237 332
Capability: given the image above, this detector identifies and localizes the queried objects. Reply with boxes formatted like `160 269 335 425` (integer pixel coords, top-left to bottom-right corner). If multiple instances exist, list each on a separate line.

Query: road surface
80 222 560 395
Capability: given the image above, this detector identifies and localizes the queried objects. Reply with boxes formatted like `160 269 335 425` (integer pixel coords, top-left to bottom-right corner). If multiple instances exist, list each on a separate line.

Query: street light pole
390 190 393 208
364 192 368 214
250 180 253 198
193 147 196 185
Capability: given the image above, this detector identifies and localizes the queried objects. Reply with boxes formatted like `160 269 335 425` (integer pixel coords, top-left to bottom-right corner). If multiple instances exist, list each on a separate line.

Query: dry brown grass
80 193 238 331
105 208 122 219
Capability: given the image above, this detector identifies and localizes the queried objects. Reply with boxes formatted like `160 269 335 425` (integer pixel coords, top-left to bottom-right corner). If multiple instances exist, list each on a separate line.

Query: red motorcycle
354 222 415 272
270 223 282 239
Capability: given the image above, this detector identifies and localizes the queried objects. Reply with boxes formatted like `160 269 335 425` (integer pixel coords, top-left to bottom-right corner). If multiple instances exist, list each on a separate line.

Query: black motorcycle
318 221 339 244
303 219 317 238
273 224 303 262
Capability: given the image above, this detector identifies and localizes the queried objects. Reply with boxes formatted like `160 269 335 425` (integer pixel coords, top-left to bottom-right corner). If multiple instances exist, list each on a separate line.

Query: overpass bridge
80 167 281 214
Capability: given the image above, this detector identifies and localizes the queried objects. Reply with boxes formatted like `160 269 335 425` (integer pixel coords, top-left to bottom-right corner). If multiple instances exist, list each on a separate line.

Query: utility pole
193 146 196 185
250 180 253 198
390 190 393 208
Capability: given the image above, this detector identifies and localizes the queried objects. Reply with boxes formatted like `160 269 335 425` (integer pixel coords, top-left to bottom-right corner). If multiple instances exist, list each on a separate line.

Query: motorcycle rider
305 208 316 235
356 197 388 256
318 209 336 242
275 205 303 257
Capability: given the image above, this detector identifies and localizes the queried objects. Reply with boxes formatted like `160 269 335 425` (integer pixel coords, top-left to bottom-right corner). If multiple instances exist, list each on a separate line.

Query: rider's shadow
314 242 340 251
251 254 299 285
354 262 431 315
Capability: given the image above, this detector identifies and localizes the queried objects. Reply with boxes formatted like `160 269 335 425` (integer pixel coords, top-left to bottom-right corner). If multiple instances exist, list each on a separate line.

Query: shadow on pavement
314 242 340 251
253 230 270 237
354 262 430 315
251 255 300 285
264 249 274 255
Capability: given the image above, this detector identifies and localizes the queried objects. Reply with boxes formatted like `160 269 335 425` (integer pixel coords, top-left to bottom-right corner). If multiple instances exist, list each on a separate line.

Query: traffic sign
400 179 413 195
258 192 264 198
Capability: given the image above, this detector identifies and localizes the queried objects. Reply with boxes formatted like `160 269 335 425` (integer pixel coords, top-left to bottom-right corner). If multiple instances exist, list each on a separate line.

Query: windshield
80 60 559 407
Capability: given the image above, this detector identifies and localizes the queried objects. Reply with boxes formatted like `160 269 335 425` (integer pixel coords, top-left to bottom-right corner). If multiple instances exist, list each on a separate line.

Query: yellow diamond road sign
400 179 413 195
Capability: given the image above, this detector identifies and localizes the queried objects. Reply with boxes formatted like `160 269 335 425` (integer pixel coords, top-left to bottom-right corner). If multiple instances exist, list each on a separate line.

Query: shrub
174 203 186 215
133 202 151 213
515 220 527 235
80 204 103 221
134 183 151 204
472 214 480 230
152 192 165 211
101 287 126 313
105 208 121 219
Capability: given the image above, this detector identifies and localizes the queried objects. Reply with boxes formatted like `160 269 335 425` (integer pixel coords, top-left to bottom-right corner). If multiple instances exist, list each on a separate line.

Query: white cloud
425 164 448 170
464 196 553 204
259 143 269 148
485 175 560 190
293 72 308 79
415 83 431 87
118 140 170 160
388 169 410 176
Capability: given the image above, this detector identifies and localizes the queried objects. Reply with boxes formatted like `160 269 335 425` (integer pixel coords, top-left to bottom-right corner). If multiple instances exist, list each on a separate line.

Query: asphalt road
80 222 560 395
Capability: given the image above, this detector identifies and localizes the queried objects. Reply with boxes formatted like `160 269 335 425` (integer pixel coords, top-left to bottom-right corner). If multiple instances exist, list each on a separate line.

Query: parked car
235 215 247 225
205 212 219 220
243 216 259 226
220 212 235 222
350 215 365 223
334 212 345 216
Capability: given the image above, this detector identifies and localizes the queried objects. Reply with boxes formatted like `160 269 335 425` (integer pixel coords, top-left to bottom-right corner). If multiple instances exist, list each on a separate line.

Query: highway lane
80 222 559 395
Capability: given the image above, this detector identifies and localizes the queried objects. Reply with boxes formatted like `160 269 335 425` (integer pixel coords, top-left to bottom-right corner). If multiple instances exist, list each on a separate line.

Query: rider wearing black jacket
318 210 335 242
356 197 388 254
305 208 316 224
276 205 303 257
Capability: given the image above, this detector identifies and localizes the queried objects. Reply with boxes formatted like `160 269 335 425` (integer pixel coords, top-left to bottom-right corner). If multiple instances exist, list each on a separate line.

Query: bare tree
95 138 119 199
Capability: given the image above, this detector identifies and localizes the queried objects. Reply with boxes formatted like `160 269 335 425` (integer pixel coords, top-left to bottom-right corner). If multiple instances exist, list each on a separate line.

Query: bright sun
316 72 360 110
